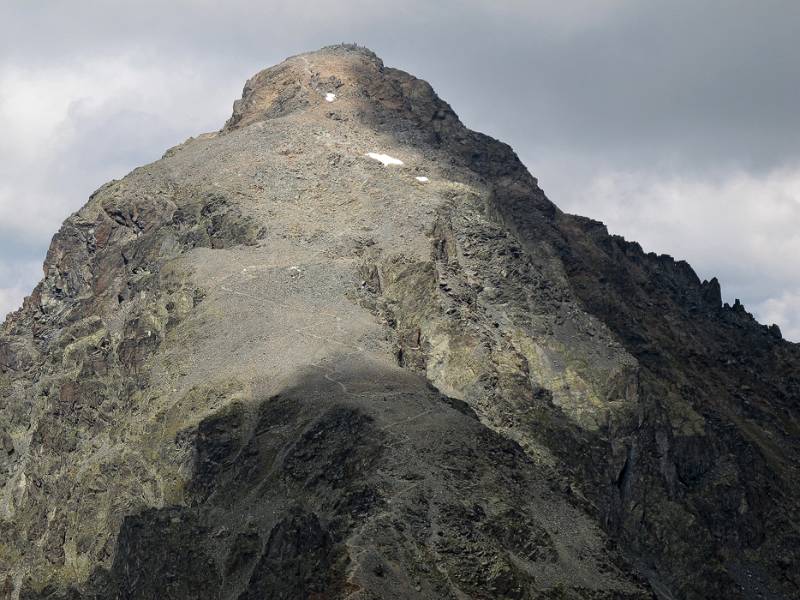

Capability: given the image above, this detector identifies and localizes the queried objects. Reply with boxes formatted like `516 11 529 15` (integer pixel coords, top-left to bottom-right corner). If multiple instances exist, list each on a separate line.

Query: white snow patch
365 152 404 166
415 176 430 183
325 92 336 102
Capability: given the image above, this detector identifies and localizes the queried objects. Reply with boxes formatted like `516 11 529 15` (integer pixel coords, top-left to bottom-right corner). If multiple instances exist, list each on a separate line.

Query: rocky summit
1 45 798 600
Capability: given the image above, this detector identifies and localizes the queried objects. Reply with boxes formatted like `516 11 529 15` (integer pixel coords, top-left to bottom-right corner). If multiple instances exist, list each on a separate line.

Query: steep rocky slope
0 45 797 600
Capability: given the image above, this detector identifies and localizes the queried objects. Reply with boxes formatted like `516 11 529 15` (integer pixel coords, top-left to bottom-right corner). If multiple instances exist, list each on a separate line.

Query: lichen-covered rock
1 45 797 600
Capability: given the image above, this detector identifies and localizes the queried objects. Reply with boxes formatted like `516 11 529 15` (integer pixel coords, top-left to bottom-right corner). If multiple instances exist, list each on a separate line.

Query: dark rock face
21 369 651 599
550 215 800 597
483 186 800 597
1 45 797 599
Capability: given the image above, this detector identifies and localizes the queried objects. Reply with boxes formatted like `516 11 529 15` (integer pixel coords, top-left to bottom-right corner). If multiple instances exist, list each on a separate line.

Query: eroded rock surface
1 45 797 600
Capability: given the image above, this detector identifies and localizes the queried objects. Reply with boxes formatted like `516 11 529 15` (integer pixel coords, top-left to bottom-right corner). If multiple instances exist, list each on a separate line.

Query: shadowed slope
1 45 797 600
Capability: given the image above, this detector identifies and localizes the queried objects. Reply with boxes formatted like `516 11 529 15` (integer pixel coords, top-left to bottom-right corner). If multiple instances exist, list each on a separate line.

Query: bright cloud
0 259 41 322
0 54 243 323
0 286 26 322
756 290 800 342
0 56 239 237
551 164 800 340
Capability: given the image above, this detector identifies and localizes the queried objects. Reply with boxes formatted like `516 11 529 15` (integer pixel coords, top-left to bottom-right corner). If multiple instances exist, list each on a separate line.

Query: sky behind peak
1 1 799 340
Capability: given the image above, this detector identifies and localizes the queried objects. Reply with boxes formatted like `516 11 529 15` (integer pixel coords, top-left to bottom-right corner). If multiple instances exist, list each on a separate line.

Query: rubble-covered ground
1 45 798 600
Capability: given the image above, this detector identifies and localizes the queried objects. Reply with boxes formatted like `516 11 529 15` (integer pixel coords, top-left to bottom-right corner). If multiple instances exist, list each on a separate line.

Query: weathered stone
2 45 797 600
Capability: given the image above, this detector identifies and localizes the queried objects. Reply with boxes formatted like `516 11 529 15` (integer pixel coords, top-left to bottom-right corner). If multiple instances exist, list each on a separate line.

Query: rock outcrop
1 45 797 599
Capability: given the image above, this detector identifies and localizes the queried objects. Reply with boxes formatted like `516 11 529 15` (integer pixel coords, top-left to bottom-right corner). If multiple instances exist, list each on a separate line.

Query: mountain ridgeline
1 45 798 600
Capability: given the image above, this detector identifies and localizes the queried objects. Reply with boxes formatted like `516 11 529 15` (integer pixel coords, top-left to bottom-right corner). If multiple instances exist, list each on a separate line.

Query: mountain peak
1 47 798 600
223 44 440 132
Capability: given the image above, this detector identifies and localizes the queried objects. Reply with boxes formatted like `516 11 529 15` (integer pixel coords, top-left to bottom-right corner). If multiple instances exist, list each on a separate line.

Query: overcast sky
1 1 798 340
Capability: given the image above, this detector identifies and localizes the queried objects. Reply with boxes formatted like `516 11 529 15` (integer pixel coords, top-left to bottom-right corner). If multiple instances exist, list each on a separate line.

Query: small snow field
325 92 336 102
365 152 404 166
415 176 429 183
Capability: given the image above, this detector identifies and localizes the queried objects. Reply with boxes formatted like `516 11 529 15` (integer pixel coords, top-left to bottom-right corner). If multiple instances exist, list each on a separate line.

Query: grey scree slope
1 45 798 600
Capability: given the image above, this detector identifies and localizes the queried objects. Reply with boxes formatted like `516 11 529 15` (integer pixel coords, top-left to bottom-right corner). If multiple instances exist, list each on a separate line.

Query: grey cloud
1 1 798 338
3 2 798 170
